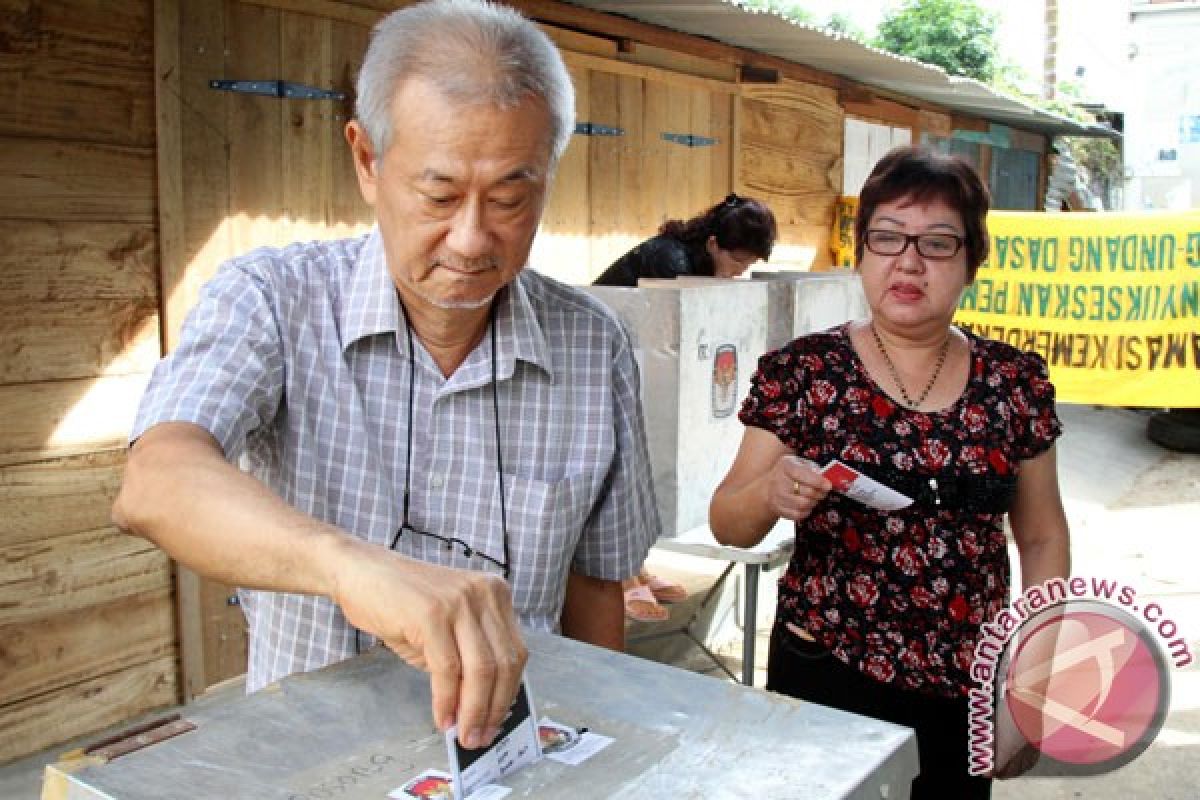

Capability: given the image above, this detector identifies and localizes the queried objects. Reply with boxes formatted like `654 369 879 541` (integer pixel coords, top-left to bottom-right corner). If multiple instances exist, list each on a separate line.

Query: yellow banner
954 210 1200 407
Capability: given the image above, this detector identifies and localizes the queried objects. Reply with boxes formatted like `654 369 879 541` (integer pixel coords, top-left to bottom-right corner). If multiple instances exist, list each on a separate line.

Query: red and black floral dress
740 324 1061 699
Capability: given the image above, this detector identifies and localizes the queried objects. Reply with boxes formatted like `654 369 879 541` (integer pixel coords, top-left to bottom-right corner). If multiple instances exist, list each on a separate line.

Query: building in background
1125 0 1200 210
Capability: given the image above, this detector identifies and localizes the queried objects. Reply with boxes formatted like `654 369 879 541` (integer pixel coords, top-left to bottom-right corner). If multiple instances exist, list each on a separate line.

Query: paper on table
446 682 541 800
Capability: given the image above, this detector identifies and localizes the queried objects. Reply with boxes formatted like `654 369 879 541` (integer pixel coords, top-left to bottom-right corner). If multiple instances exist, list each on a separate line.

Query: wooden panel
329 19 372 231
240 0 385 27
662 82 692 223
0 55 154 146
709 91 733 201
0 373 150 467
611 74 647 272
0 300 159 384
168 0 230 351
739 96 843 156
0 0 153 70
587 70 622 273
0 654 177 764
0 587 175 705
281 12 334 242
200 576 248 689
0 221 156 301
0 450 125 549
0 138 155 222
638 79 670 235
535 64 590 283
227 2 285 254
740 78 839 111
688 86 713 214
0 526 170 626
739 146 841 198
917 109 954 139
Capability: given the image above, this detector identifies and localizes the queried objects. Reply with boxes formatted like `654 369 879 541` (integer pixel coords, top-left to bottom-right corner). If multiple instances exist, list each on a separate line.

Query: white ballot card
445 681 541 800
821 459 913 511
537 718 614 766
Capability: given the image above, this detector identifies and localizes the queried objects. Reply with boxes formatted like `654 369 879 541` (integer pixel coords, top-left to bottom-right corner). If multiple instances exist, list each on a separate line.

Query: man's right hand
330 538 527 750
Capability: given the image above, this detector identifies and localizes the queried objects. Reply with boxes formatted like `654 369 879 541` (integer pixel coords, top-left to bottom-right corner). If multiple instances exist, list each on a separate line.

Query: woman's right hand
767 454 832 523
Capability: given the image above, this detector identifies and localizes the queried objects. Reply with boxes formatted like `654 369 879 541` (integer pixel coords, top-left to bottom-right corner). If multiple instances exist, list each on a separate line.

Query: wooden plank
688 86 713 214
200 575 248 688
239 0 385 27
0 0 153 70
0 654 177 764
0 220 156 301
663 82 693 223
739 144 841 199
609 73 646 277
587 70 622 274
156 0 183 358
917 109 953 139
0 587 175 705
0 525 170 626
170 0 230 352
710 91 733 199
329 18 373 234
0 373 150 467
0 299 159 383
0 138 155 222
281 12 334 243
0 54 154 146
539 21 618 59
622 41 737 82
561 49 737 95
739 96 844 156
0 450 125 549
639 78 670 235
227 1 285 254
534 64 590 284
740 78 839 111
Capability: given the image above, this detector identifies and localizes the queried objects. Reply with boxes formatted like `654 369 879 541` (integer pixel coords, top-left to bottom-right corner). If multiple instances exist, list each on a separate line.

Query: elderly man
113 0 658 752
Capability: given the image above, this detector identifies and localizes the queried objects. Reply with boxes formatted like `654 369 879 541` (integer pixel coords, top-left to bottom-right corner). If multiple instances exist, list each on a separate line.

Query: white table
647 520 795 684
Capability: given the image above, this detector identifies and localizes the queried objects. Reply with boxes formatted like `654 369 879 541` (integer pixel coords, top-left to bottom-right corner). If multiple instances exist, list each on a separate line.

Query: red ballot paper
820 460 913 511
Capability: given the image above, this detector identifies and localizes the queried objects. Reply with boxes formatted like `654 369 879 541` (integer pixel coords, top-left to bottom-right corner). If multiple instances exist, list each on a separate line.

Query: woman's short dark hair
854 146 991 281
660 194 778 262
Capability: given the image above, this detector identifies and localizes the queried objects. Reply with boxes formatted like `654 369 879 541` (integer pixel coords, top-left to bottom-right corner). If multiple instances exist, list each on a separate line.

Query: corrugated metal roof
562 0 1117 138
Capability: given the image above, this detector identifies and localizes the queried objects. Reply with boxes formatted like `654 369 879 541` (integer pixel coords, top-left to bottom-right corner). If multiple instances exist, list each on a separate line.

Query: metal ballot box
45 631 918 799
586 281 769 537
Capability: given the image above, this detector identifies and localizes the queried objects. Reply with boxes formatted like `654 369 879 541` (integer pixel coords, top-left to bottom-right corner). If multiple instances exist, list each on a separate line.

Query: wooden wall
0 0 176 763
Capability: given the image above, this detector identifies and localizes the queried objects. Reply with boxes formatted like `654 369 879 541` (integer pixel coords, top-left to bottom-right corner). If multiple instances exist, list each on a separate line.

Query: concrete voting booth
45 632 918 800
586 275 867 684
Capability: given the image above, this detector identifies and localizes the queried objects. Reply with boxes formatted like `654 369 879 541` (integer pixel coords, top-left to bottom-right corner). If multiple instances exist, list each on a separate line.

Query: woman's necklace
870 322 950 410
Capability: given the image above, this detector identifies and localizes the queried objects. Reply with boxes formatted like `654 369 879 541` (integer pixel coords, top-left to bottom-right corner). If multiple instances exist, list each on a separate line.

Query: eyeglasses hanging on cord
355 301 511 654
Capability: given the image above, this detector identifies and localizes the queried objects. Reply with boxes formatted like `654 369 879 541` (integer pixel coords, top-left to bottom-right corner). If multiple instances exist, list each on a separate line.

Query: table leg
742 564 760 685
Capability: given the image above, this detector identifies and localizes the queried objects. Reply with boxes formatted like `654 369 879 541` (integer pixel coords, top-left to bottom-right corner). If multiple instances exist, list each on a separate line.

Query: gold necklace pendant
870 322 950 410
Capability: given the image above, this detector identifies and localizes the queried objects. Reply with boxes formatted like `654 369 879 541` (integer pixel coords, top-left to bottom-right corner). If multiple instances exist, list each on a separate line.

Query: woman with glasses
593 193 777 287
709 146 1070 798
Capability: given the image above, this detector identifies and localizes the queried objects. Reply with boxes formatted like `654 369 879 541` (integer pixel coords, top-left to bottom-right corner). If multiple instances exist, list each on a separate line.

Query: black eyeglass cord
356 301 510 654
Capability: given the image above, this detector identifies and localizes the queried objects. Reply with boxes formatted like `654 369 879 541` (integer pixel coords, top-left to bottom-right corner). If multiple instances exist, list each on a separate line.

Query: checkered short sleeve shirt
132 229 661 691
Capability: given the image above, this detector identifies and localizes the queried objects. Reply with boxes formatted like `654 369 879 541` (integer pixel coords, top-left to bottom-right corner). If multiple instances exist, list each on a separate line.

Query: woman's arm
1008 445 1071 589
709 427 831 548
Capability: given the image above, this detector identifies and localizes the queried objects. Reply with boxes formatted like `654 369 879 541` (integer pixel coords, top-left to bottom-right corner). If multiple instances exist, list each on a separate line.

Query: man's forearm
560 570 624 651
113 421 347 596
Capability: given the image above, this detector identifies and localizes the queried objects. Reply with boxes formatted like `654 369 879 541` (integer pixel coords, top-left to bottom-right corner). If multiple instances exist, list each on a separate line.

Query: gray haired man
115 0 659 751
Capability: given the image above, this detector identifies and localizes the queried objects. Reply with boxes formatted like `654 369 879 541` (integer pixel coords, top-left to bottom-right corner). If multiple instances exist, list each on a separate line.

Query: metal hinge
574 122 624 136
661 132 717 148
209 79 345 101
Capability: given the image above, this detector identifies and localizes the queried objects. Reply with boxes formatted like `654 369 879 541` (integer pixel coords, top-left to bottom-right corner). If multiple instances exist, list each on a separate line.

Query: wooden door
161 0 376 697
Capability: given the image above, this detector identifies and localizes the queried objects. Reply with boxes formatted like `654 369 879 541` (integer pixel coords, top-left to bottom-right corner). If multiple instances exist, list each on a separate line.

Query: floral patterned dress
740 324 1061 698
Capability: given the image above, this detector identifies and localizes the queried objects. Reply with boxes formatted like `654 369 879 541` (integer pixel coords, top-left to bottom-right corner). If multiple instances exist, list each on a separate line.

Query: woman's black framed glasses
864 229 964 260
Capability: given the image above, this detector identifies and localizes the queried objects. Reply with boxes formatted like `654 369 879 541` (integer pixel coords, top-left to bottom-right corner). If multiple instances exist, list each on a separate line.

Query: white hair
355 0 575 164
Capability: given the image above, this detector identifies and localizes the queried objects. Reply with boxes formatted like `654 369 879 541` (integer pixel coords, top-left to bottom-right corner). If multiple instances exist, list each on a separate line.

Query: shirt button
430 474 445 489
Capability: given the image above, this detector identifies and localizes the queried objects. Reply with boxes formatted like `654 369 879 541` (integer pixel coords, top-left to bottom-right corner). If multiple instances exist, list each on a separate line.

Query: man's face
347 79 554 310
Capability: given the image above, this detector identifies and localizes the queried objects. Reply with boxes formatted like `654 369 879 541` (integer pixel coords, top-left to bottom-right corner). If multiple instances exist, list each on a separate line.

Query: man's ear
344 120 378 206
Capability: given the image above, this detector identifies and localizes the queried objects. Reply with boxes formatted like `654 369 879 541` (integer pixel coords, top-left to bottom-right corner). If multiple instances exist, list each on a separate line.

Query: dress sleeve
738 341 810 451
1010 350 1062 461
